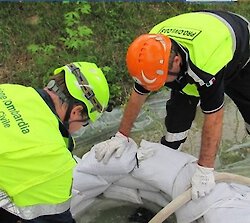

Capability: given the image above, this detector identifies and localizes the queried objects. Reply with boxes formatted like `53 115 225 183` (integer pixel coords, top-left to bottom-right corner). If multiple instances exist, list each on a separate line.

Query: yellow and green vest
150 11 236 96
0 84 76 219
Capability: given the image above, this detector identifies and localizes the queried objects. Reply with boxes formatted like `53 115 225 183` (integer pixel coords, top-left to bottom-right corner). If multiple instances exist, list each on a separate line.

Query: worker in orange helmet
93 10 250 200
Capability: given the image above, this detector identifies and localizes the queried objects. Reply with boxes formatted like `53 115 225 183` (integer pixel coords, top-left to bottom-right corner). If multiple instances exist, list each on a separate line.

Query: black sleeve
134 82 150 95
198 72 224 114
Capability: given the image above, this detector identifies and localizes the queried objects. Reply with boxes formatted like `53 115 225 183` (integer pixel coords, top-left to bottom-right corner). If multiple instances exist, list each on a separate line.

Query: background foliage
0 1 249 106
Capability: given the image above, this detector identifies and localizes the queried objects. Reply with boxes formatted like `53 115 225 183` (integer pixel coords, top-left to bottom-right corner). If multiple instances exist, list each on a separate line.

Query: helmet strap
168 71 180 77
69 119 89 127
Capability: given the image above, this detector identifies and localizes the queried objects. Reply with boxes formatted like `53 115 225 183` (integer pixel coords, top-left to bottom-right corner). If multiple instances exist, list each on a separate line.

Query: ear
70 105 83 118
173 54 181 65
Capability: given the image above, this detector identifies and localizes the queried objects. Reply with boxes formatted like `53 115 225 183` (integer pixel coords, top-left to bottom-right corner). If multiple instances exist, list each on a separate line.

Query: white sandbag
159 190 174 204
72 188 79 197
114 175 159 192
103 184 143 204
173 163 250 223
76 138 137 176
70 195 95 218
202 183 250 223
176 183 237 223
132 140 197 195
73 184 110 202
229 183 250 200
101 174 128 184
78 185 110 200
203 204 250 223
73 170 108 192
70 184 109 217
172 162 196 199
139 190 169 207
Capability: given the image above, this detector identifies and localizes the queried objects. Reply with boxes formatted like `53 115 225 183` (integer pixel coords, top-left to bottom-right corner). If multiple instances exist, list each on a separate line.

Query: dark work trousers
161 90 200 150
225 62 250 131
0 208 76 223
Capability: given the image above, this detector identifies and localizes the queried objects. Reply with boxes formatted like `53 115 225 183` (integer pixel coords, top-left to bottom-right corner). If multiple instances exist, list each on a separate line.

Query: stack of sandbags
71 139 250 223
71 139 197 217
71 138 138 217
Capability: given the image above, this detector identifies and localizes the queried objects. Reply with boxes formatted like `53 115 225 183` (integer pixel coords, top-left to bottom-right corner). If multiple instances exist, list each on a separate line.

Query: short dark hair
50 72 89 121
168 40 179 70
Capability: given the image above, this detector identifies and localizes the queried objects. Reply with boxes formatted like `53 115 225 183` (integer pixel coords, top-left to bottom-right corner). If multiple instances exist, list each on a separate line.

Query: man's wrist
118 130 129 137
196 163 214 173
198 157 215 168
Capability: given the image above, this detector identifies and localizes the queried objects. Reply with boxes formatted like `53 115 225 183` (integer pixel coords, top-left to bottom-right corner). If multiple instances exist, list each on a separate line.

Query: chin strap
69 119 89 126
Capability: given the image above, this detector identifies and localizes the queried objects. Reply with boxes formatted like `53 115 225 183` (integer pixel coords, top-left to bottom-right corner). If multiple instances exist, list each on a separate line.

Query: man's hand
191 164 215 200
93 132 129 164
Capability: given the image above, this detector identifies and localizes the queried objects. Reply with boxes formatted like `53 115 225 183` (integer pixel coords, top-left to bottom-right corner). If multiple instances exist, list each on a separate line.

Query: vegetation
0 2 249 106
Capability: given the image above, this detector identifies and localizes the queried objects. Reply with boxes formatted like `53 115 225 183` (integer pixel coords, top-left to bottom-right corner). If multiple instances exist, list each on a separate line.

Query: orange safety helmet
126 34 172 91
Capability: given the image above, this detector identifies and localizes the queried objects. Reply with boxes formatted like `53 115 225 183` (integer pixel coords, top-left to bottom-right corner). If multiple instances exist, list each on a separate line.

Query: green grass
0 2 249 105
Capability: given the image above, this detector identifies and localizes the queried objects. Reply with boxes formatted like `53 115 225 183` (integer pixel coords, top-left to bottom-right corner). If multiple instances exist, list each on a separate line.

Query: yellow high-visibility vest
150 11 236 96
0 84 76 211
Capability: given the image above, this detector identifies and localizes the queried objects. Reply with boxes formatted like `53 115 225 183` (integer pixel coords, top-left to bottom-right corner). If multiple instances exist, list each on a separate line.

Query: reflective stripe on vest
0 84 76 215
1 189 71 220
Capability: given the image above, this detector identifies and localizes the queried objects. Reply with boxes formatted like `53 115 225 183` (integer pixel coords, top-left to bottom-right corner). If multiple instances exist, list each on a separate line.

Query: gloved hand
191 164 215 200
94 131 129 164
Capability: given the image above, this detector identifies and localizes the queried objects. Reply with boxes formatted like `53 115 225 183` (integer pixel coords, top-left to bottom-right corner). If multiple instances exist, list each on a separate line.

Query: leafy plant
27 44 56 55
60 3 93 50
60 26 93 50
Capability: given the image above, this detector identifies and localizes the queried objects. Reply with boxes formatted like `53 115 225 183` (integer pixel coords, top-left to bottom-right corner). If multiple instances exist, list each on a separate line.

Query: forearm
199 108 224 168
119 89 148 136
